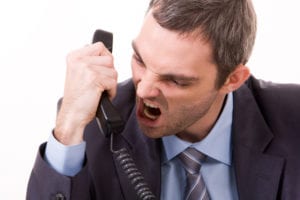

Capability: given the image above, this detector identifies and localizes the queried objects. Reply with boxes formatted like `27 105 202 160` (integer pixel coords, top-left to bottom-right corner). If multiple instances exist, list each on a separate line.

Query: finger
81 55 114 69
90 72 118 99
71 42 112 58
92 42 112 56
89 64 118 80
98 76 118 99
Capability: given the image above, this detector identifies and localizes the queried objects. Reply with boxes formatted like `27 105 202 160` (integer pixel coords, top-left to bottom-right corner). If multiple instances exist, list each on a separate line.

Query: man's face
131 12 227 142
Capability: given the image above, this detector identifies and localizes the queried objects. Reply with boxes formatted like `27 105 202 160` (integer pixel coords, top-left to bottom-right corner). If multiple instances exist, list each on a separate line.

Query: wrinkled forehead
133 12 217 79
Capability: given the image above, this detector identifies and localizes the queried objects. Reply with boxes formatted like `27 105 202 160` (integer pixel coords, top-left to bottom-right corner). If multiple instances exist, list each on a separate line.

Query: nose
136 73 160 99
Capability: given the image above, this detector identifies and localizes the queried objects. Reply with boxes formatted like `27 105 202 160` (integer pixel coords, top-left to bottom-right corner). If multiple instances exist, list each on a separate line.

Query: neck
176 94 227 143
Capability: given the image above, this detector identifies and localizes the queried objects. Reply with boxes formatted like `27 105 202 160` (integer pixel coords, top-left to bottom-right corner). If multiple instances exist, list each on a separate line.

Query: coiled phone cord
110 133 156 200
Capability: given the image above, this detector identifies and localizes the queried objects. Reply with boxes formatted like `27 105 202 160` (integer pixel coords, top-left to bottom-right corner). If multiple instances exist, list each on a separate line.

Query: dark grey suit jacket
27 76 300 200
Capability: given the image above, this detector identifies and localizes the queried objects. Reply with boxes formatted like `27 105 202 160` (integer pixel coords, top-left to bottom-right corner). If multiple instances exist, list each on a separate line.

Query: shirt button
55 193 66 200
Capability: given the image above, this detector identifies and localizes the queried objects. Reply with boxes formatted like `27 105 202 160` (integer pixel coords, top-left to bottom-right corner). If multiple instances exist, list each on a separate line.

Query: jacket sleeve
26 143 92 200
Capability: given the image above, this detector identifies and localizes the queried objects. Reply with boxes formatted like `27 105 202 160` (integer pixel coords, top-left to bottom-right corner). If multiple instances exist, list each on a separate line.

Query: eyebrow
131 40 199 83
161 74 199 82
131 41 144 64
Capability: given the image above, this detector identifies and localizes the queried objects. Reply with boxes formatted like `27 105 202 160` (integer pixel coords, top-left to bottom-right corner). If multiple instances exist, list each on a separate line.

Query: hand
54 42 118 145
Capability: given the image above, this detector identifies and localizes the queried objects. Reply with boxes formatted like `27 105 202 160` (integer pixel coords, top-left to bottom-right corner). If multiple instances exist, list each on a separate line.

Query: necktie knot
179 147 210 200
179 147 206 175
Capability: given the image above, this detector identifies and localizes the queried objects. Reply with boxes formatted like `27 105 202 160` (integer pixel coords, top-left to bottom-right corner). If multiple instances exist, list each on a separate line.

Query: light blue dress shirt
45 93 238 199
161 93 238 200
45 133 86 176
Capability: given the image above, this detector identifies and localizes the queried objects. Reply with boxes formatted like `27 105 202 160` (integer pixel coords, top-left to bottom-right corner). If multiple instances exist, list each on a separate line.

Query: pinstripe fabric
179 147 210 200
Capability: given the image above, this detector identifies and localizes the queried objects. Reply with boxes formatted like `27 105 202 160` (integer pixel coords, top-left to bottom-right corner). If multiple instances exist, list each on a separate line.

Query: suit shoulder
246 76 300 107
245 76 300 135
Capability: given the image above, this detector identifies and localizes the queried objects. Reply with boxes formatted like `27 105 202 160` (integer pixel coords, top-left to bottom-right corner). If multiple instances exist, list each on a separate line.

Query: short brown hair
149 0 257 88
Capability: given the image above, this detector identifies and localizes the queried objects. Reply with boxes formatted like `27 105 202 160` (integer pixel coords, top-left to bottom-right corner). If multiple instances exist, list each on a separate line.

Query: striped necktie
179 147 210 200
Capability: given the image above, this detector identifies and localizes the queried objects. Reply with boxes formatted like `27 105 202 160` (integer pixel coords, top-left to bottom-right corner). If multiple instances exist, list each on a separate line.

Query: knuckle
95 42 105 51
101 55 114 67
107 56 114 66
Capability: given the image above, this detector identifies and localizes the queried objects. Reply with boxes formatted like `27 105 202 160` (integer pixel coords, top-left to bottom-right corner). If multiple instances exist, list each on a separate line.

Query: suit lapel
232 84 284 200
112 107 161 200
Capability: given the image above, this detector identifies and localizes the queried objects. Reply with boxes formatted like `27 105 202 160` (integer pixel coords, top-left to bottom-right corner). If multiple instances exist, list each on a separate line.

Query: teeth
144 102 158 109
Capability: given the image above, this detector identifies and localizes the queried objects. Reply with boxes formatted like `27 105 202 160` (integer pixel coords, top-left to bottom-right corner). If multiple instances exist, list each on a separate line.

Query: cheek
162 87 218 112
160 87 198 105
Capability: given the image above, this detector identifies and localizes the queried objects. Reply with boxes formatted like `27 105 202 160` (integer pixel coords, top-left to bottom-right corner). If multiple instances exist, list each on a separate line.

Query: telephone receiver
92 29 125 137
91 30 156 200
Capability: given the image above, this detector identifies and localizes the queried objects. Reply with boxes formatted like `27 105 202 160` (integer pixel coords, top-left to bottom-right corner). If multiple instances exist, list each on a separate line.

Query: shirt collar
162 93 233 166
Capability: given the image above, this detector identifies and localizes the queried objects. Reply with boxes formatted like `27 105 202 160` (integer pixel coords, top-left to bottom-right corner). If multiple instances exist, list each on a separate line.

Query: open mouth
143 102 161 120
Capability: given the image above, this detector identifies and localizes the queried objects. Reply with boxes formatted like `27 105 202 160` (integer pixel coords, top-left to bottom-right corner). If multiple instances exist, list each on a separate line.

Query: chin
139 125 165 139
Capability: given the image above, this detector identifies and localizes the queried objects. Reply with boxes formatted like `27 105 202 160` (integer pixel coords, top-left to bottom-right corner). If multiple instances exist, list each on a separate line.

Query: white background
0 0 299 199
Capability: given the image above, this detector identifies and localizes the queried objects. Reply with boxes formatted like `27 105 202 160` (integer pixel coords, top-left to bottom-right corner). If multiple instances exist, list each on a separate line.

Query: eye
169 79 190 87
132 54 144 66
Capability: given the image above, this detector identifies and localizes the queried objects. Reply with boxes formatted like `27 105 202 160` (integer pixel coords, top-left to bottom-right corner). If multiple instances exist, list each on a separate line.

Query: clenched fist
54 42 118 145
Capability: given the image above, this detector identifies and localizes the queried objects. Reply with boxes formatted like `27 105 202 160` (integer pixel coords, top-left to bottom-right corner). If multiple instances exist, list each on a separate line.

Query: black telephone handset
92 30 156 200
92 30 125 137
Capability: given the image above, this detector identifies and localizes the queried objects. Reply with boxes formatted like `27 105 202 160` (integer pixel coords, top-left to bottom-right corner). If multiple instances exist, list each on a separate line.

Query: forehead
133 11 216 77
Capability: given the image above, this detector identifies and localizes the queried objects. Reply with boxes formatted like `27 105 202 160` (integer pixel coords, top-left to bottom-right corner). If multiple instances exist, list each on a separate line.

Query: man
27 0 300 199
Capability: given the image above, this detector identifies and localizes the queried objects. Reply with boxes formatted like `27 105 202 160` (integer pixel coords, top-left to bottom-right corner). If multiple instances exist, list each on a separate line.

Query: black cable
110 134 156 200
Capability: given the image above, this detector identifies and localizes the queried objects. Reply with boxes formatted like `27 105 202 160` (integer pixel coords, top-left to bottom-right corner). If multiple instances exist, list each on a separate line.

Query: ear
220 64 250 93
